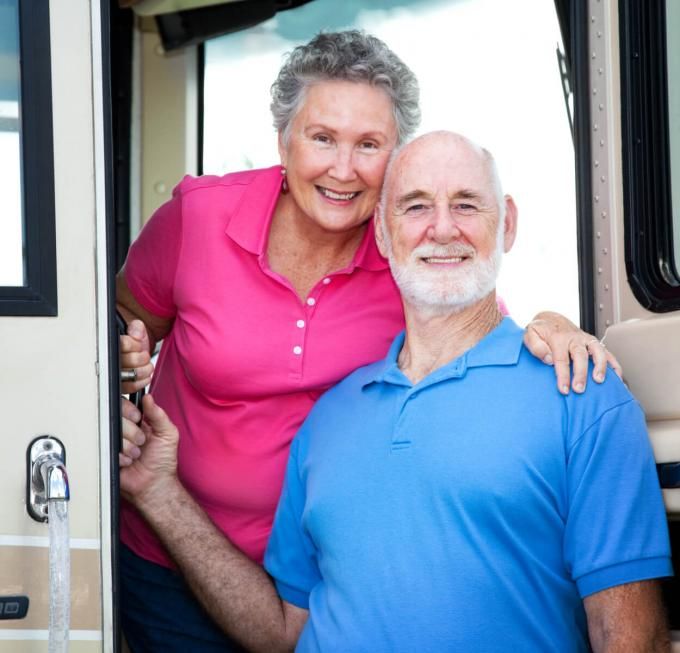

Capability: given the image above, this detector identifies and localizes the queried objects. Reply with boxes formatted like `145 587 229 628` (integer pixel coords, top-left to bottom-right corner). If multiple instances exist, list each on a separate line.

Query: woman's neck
266 193 369 300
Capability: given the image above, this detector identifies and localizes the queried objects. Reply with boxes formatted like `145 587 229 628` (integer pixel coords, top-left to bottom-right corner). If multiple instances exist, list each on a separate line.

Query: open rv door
0 1 120 650
560 0 680 646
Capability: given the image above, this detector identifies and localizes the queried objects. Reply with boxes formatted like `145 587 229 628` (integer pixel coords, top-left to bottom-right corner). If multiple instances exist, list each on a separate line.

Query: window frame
619 0 680 312
0 0 58 316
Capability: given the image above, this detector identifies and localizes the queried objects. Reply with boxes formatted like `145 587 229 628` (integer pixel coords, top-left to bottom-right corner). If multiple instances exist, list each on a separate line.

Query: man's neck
398 292 503 384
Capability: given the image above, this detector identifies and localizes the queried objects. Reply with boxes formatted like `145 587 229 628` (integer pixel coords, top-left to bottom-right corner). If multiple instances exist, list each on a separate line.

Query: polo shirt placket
371 339 475 453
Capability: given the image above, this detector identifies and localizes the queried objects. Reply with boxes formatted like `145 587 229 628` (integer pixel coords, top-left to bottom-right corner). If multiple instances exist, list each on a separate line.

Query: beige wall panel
0 547 101 631
0 643 101 653
0 0 101 535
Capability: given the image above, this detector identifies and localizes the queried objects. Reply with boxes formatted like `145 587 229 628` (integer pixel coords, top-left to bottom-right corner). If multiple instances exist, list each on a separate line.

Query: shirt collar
224 165 388 272
363 317 525 389
225 165 283 256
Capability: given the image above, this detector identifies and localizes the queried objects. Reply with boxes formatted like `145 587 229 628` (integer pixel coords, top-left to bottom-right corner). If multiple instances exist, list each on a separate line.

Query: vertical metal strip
589 0 616 332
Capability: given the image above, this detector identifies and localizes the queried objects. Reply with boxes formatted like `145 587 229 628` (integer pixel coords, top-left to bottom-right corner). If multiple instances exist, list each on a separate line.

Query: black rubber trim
620 0 680 311
570 0 596 333
98 1 122 650
657 462 680 489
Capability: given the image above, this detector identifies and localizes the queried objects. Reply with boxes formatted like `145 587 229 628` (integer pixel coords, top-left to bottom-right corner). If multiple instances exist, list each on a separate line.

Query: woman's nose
328 147 357 183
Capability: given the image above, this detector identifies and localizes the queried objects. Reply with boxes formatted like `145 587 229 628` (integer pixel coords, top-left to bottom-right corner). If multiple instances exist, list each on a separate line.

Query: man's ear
502 195 518 253
374 206 389 258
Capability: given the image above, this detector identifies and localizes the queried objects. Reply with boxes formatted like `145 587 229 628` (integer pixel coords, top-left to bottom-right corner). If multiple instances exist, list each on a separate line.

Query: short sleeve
564 398 672 597
264 436 320 610
123 183 185 318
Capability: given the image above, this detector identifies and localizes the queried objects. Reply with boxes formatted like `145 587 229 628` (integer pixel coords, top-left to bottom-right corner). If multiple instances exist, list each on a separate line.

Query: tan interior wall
137 26 198 232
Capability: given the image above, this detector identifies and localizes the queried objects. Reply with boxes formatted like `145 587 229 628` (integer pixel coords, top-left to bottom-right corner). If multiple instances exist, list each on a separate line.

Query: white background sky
204 0 580 326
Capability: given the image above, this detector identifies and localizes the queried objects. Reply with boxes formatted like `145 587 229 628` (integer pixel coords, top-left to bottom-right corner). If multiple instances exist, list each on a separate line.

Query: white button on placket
322 277 331 285
296 319 305 328
307 297 316 306
293 346 302 355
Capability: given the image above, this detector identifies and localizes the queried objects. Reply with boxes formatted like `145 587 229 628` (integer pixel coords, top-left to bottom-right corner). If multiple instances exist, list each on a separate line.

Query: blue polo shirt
264 318 671 652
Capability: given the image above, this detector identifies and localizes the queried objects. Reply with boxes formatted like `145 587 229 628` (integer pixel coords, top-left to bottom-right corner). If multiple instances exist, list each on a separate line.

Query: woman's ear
277 131 287 169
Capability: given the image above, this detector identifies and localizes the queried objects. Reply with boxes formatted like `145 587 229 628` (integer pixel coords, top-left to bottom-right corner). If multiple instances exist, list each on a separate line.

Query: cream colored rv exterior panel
0 0 113 649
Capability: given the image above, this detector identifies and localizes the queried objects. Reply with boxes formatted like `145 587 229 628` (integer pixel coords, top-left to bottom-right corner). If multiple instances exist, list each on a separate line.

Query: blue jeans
120 544 247 652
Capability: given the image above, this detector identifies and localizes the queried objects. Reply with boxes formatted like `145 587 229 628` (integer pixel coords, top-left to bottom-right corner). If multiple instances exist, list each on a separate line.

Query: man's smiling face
376 132 516 314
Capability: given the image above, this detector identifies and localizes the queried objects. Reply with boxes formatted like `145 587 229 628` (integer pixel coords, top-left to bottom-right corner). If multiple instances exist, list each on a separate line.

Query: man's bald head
379 131 505 224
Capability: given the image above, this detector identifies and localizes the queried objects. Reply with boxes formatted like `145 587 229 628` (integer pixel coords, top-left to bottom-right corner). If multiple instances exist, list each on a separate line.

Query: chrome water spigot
27 436 69 522
40 459 70 502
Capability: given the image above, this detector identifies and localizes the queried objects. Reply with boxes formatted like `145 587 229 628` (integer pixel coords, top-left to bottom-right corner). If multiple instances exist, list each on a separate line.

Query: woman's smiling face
278 80 399 235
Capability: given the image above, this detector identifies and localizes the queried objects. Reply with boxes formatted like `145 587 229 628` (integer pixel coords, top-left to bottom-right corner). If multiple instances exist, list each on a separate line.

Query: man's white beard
387 227 504 316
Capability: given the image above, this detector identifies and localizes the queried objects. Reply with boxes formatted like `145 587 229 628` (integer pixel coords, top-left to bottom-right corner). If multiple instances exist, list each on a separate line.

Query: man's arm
584 580 670 652
121 396 308 653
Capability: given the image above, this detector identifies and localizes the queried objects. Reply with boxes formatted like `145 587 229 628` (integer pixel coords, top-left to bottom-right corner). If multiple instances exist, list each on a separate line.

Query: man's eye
455 203 477 213
405 204 428 213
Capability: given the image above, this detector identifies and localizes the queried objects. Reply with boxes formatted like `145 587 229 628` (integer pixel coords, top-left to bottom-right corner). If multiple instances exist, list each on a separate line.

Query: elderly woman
117 31 618 652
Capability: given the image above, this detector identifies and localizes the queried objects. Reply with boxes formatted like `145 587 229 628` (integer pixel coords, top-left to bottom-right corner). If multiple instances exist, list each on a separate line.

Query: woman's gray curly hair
271 30 420 146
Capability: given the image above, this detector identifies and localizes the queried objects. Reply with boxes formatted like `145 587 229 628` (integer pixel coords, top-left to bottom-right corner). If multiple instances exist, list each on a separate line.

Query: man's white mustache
411 244 476 259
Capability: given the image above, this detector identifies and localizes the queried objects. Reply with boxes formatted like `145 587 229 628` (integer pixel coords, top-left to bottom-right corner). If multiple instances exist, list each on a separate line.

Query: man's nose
328 146 357 183
426 206 461 243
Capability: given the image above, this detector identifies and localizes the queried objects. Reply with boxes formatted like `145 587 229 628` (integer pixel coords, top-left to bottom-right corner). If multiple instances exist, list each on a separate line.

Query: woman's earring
281 167 288 193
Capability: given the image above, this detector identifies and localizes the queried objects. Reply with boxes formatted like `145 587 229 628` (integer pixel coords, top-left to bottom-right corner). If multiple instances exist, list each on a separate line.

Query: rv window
667 0 680 278
0 0 57 316
620 0 680 312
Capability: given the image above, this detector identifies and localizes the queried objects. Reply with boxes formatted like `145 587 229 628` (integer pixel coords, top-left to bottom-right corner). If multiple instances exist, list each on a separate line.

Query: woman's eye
313 134 331 145
358 141 378 151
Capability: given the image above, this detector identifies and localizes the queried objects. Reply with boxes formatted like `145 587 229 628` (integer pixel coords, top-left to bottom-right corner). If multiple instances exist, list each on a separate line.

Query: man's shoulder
513 344 641 441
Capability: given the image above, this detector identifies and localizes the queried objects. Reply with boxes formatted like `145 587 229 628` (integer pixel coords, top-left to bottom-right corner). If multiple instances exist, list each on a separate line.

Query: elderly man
122 131 671 652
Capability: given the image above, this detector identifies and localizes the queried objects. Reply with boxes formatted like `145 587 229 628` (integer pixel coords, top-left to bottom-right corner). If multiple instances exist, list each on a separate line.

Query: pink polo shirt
120 166 405 566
